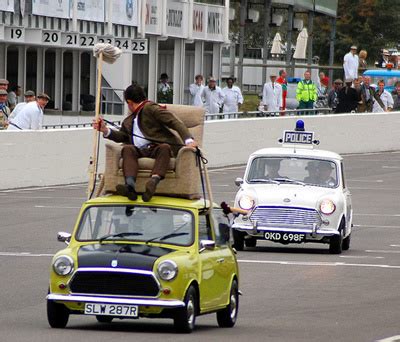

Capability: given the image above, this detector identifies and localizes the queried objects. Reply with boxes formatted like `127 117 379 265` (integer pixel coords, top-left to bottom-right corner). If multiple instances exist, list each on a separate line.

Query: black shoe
116 184 137 201
142 178 158 202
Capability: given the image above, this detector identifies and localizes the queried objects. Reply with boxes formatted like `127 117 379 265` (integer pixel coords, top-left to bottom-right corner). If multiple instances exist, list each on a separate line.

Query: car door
341 162 353 234
198 212 227 311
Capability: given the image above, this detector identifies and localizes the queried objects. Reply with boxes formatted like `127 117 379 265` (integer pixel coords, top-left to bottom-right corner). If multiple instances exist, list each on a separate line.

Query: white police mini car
232 121 353 254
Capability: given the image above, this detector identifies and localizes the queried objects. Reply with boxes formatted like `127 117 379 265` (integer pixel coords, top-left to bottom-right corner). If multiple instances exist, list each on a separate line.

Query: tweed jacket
108 101 192 156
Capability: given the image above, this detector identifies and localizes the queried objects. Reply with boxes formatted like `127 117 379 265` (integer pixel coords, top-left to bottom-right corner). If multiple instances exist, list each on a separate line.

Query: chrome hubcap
187 297 195 325
230 293 237 320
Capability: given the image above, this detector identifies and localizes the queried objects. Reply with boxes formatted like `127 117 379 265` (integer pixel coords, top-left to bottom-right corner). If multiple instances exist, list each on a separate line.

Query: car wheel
232 229 244 251
174 285 197 333
217 279 239 328
96 315 114 323
244 237 257 248
342 233 351 251
47 300 69 328
329 231 343 254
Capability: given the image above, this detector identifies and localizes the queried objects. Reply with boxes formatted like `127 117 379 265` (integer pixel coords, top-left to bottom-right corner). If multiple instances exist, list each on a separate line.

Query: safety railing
205 108 332 120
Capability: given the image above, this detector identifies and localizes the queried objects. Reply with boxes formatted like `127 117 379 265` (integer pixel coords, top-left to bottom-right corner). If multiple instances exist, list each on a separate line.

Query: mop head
93 43 122 64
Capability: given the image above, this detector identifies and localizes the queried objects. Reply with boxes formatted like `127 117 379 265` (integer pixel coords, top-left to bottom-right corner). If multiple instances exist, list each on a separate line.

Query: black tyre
217 279 239 328
329 231 343 254
174 285 198 333
96 315 114 323
47 300 69 328
232 229 244 251
244 237 257 248
342 233 351 251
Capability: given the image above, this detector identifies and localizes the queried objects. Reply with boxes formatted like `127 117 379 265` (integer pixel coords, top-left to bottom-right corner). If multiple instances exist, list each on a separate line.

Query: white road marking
347 179 383 183
339 255 384 259
0 184 85 193
0 252 53 257
209 165 246 172
390 245 400 247
354 214 400 217
354 224 400 229
238 259 400 269
375 335 400 342
3 196 86 200
349 187 400 191
365 250 400 254
382 166 400 169
35 205 81 209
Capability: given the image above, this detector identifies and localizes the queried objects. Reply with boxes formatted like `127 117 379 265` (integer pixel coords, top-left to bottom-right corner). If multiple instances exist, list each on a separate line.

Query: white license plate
264 232 305 242
84 303 138 317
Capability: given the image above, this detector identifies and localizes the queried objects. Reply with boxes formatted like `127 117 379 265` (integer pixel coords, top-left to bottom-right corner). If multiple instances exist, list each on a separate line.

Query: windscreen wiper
145 232 189 244
99 232 143 244
249 178 280 184
274 178 306 186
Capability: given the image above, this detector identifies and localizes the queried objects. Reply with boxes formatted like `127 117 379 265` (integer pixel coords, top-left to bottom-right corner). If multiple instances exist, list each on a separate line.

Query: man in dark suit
94 84 197 202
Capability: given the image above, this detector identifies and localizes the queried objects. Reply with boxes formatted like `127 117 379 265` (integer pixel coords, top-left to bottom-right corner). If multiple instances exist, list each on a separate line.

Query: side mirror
57 232 71 245
235 177 243 186
200 240 216 252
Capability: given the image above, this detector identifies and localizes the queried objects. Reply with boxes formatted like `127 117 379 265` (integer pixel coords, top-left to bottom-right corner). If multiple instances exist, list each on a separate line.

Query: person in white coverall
222 77 243 114
262 74 282 113
343 45 359 81
189 74 205 107
7 93 49 130
201 77 224 114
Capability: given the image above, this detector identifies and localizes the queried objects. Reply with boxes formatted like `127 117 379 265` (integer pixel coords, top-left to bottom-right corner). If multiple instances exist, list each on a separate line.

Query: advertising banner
112 0 138 27
166 0 187 38
76 0 105 22
145 0 160 35
0 0 14 12
32 0 69 19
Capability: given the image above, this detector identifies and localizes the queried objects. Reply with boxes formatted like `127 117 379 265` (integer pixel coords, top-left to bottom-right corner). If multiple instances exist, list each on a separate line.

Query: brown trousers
121 143 171 179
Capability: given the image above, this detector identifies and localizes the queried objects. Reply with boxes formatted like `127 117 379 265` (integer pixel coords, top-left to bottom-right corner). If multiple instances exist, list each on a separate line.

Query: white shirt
222 86 244 113
133 116 151 148
373 90 394 112
158 82 170 94
9 102 27 120
189 83 205 107
7 101 43 130
201 86 224 114
7 91 17 108
343 52 359 80
262 82 282 112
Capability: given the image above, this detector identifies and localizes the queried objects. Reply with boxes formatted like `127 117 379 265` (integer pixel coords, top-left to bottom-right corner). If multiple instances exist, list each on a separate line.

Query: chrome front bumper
47 294 185 308
232 224 340 236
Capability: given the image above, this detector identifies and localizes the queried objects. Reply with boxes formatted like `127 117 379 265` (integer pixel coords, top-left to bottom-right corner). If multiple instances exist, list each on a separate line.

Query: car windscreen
76 205 194 246
247 157 338 188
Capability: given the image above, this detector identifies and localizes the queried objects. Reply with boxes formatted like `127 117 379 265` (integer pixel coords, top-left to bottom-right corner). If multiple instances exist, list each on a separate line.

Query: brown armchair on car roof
103 105 205 199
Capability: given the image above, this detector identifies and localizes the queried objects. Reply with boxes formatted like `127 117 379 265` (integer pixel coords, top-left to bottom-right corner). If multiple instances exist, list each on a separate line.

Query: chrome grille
250 206 321 229
69 269 160 297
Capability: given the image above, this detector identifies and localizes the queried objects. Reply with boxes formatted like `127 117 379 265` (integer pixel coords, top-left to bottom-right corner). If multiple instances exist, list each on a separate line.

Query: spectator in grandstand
7 85 21 111
296 70 317 112
262 73 282 113
0 78 9 91
189 74 205 107
359 76 376 112
327 79 343 112
7 93 50 130
391 81 400 111
276 69 288 112
8 90 36 120
376 49 390 68
0 89 10 130
222 77 243 114
335 79 359 113
201 77 224 114
372 79 393 112
358 50 368 70
343 45 359 80
317 71 330 96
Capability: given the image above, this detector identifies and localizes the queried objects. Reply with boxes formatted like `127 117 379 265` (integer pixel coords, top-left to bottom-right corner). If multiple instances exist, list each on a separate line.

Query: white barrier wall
1 112 400 189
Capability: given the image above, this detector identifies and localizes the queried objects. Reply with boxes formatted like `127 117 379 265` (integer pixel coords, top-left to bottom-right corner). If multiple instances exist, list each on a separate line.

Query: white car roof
250 147 343 161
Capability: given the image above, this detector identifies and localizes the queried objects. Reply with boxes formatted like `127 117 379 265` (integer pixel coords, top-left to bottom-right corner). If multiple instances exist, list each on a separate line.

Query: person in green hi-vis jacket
296 70 318 113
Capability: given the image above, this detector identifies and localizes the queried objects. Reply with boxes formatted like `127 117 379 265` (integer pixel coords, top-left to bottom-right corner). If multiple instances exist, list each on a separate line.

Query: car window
76 205 194 246
211 209 231 246
247 157 338 188
198 214 213 243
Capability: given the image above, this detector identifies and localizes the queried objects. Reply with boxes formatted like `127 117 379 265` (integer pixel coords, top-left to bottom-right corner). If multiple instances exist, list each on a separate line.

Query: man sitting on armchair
94 84 198 202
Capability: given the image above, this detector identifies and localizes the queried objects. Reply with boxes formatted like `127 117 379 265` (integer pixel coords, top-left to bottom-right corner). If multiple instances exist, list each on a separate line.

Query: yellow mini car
47 195 239 333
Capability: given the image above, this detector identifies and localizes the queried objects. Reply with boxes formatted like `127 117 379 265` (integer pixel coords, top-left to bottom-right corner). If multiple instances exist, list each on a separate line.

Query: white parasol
293 28 308 59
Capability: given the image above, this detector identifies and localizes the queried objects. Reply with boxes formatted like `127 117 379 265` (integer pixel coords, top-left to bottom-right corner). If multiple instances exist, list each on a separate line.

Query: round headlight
320 199 336 215
53 255 74 276
157 260 178 281
238 195 255 210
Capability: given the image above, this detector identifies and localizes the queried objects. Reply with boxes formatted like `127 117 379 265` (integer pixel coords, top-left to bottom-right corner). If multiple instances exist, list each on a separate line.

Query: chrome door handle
217 258 225 263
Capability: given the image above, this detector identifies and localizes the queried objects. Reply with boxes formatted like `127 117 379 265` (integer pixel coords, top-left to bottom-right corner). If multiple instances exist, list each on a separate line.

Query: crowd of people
0 78 50 130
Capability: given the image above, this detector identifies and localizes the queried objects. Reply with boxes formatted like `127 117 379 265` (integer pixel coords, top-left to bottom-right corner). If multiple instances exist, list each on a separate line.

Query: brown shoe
116 184 137 201
142 178 159 202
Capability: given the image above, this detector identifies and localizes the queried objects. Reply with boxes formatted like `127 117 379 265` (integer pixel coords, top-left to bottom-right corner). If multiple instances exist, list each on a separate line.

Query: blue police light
295 120 305 131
